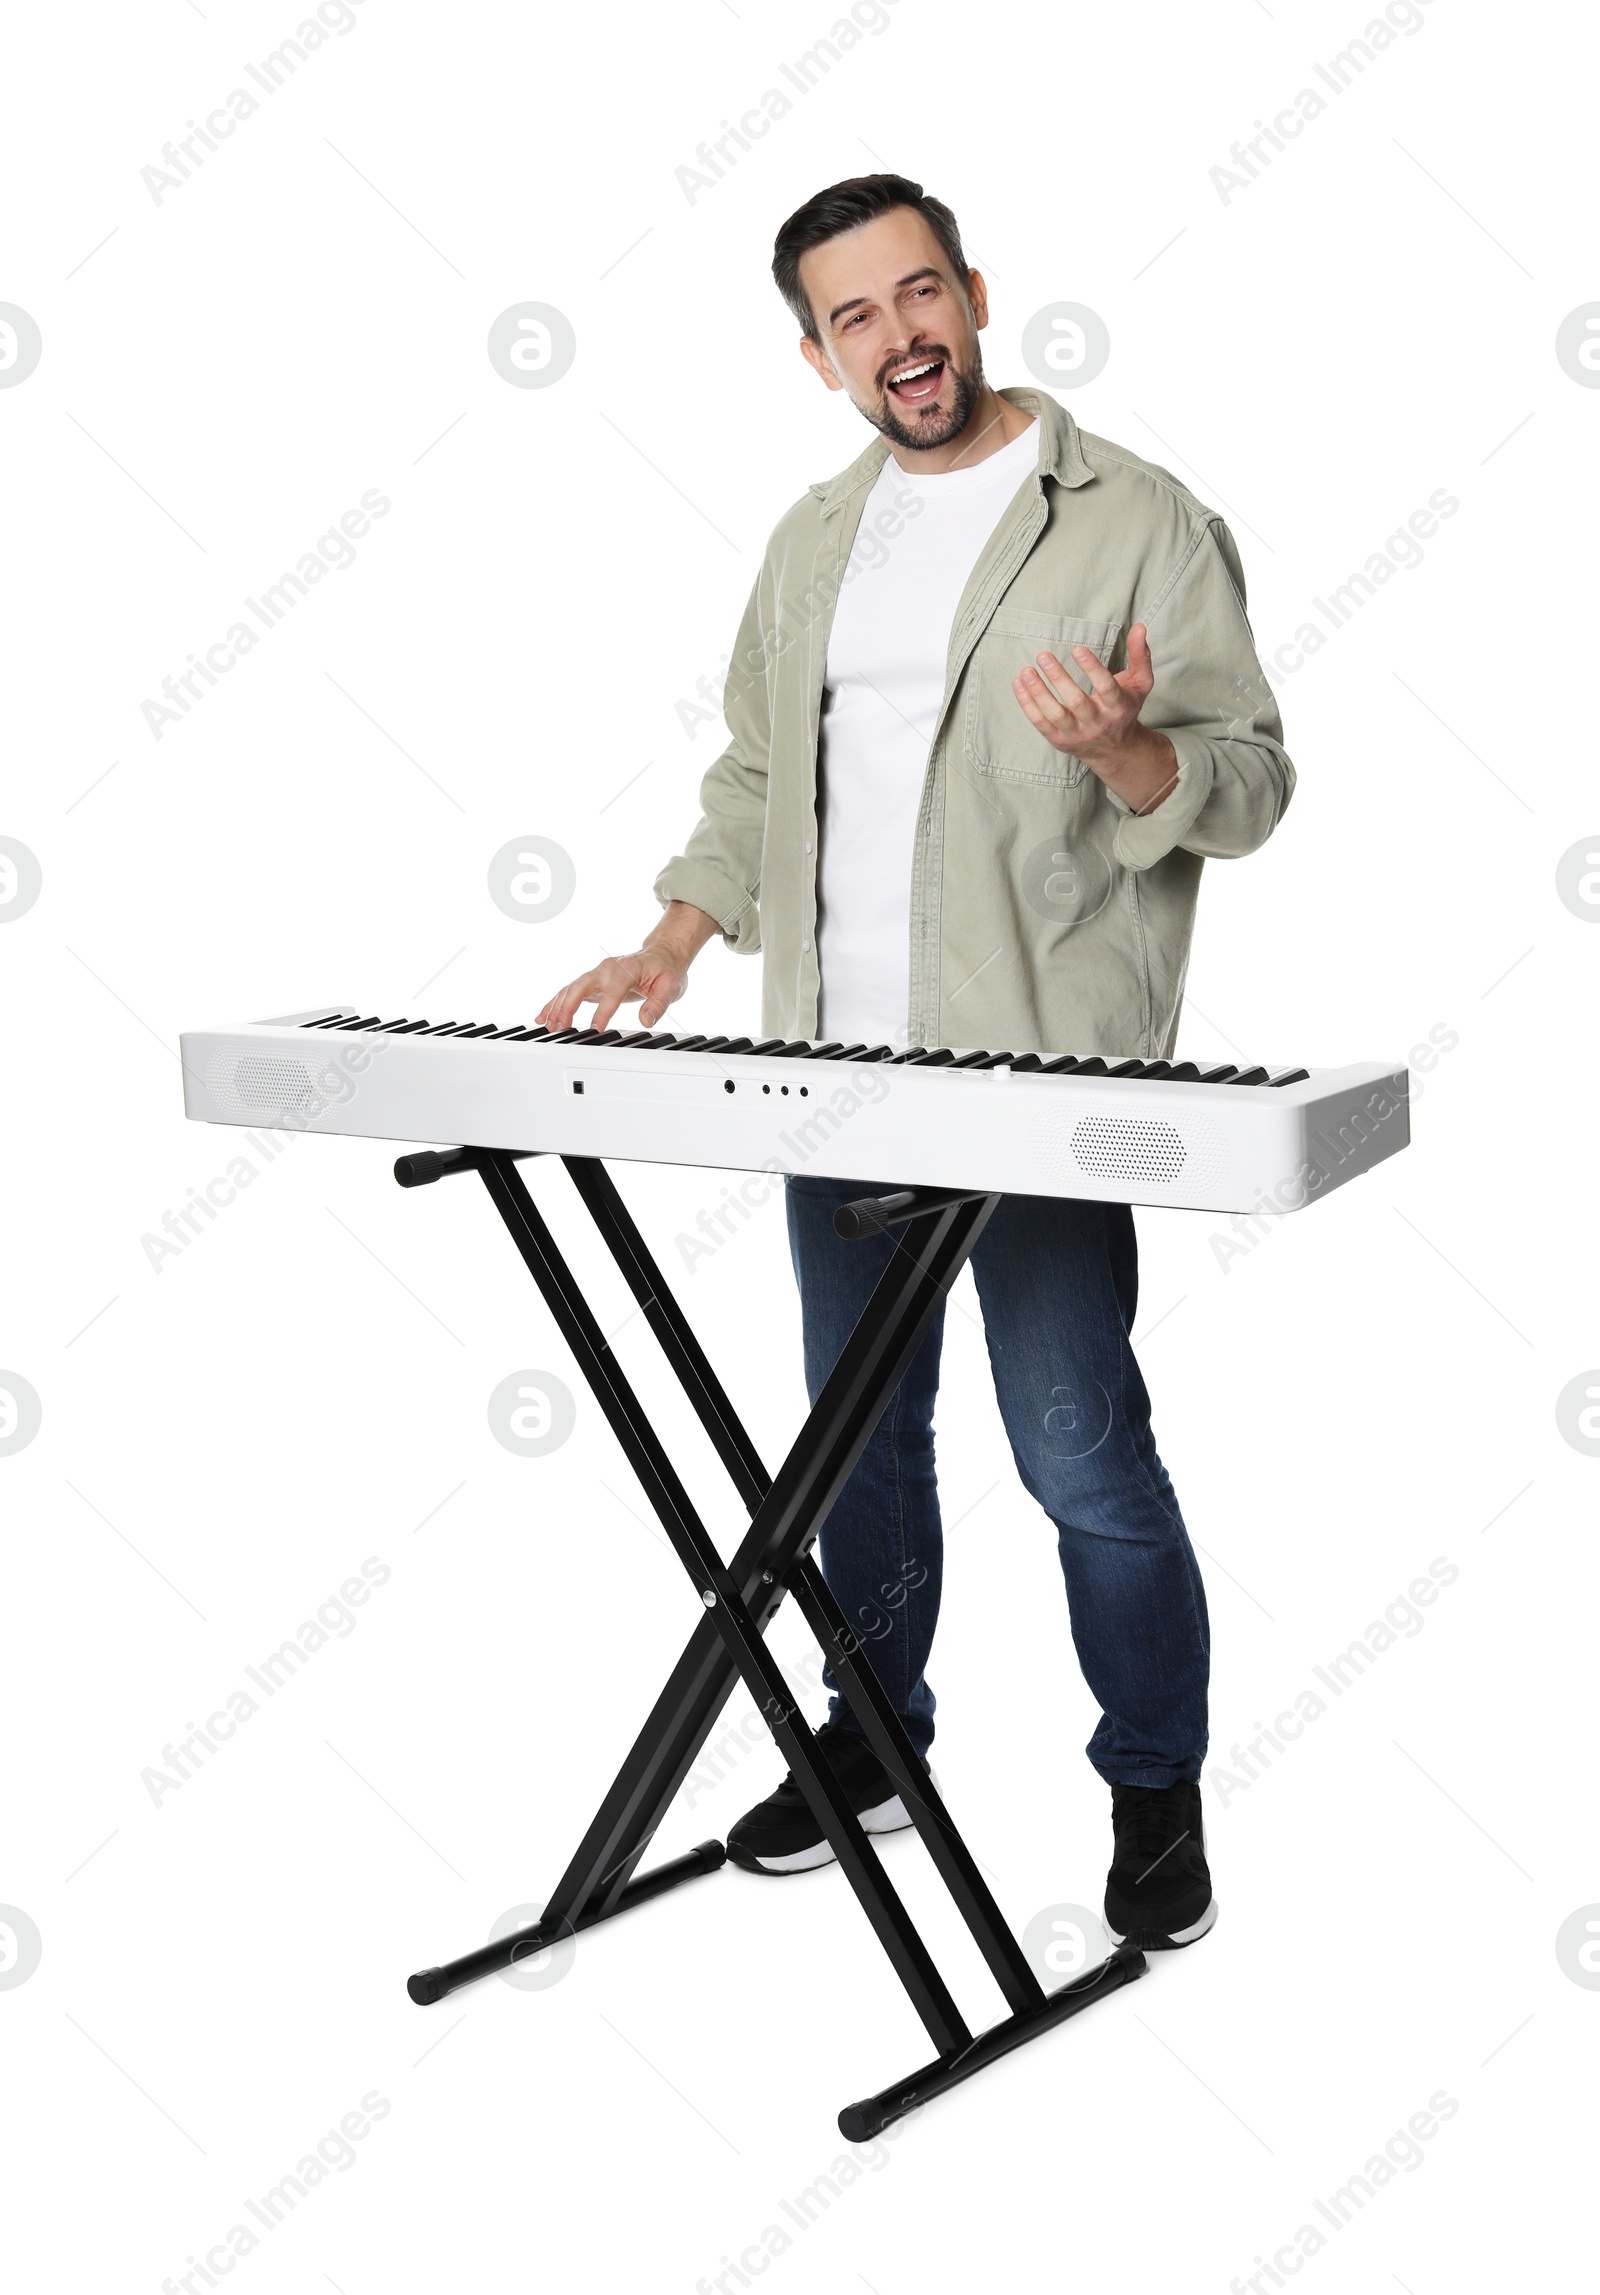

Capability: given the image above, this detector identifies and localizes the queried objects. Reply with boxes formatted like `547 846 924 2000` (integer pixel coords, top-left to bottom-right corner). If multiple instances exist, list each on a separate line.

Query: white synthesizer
180 1007 1409 1216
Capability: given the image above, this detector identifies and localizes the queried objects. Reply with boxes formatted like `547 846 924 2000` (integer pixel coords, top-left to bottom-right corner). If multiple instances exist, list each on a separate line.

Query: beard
857 340 986 454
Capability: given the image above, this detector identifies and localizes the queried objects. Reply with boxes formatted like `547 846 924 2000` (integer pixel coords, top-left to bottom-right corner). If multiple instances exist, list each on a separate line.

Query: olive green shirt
655 386 1294 1056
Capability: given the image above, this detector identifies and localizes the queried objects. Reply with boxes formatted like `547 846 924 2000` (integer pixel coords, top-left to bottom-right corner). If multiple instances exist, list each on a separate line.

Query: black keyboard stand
395 1147 1145 2136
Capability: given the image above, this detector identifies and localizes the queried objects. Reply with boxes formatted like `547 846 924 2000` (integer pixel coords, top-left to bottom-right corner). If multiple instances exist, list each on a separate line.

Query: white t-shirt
816 417 1039 1048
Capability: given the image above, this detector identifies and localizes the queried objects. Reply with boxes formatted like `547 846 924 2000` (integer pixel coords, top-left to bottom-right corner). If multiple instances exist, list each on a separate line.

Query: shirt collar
810 385 1096 517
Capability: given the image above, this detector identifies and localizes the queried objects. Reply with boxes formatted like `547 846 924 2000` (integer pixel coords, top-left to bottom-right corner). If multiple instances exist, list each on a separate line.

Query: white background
2 0 1594 2288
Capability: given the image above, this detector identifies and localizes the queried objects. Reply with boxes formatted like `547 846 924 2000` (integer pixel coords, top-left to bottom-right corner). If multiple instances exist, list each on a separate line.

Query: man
539 174 1293 1951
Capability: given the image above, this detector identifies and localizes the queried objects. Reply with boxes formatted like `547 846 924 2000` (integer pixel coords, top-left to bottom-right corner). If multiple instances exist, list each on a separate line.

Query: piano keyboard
180 1006 1410 1214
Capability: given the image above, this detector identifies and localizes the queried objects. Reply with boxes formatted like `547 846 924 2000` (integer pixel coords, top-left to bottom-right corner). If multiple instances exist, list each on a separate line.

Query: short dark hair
771 173 970 340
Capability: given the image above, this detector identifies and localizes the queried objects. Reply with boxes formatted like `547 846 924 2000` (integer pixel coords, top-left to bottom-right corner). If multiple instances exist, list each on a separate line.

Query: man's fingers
540 951 664 1035
1117 622 1156 698
1013 663 1079 720
1055 646 1118 703
1013 663 1084 748
541 971 603 1030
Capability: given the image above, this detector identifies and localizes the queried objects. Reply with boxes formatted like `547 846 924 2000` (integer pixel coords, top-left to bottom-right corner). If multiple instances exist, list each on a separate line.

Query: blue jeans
785 1175 1209 1788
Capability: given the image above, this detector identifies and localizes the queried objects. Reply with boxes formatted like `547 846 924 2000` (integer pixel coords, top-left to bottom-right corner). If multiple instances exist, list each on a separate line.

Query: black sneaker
1103 1780 1217 1949
725 1725 930 1875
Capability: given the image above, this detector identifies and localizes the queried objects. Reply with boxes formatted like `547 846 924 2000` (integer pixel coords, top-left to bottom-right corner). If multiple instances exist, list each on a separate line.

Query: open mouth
885 355 946 406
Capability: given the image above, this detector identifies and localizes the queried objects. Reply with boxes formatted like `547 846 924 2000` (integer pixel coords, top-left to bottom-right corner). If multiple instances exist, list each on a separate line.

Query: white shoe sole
741 1773 936 1876
1106 1895 1218 1948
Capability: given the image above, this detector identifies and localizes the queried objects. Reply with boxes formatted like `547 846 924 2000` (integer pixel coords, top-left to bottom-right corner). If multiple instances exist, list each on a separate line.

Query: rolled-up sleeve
653 577 771 953
1110 519 1295 872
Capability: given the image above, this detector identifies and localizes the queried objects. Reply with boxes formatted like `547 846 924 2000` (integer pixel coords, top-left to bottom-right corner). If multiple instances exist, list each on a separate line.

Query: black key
891 1048 932 1064
1009 1053 1044 1073
304 1013 347 1028
615 1029 656 1045
484 1023 532 1039
373 1017 414 1033
1108 1058 1147 1077
1196 1063 1238 1083
748 1039 786 1055
815 1043 866 1060
633 1033 677 1050
565 1028 607 1046
1225 1066 1270 1086
1055 1055 1104 1074
693 1036 733 1053
1166 1061 1202 1081
767 1040 815 1058
848 1045 895 1061
974 1051 1017 1069
1138 1060 1175 1080
661 1035 708 1053
1267 1067 1311 1087
418 1020 461 1035
719 1037 754 1055
800 1042 844 1059
591 1030 623 1046
500 1026 550 1042
454 1024 500 1039
950 1050 991 1068
918 1048 955 1066
334 1014 383 1031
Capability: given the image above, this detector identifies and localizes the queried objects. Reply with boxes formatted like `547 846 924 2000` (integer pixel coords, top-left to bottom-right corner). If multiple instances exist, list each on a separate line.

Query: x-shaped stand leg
401 1150 1143 2135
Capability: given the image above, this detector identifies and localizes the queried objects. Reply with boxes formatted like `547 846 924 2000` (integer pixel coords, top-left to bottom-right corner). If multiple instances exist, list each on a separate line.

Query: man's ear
799 332 844 393
966 269 989 331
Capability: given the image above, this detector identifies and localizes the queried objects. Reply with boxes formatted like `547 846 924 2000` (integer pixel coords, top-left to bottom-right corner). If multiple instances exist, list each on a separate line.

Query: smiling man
539 174 1294 1951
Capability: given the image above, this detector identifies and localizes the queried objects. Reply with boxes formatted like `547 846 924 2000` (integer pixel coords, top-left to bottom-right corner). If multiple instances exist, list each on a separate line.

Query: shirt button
801 939 811 952
804 840 813 853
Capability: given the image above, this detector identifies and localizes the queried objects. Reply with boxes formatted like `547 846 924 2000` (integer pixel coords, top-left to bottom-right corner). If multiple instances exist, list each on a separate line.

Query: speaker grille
1071 1116 1187 1184
232 1056 315 1111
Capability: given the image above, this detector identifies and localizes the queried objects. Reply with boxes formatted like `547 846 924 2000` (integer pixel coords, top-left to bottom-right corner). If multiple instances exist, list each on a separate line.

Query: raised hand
1011 622 1178 814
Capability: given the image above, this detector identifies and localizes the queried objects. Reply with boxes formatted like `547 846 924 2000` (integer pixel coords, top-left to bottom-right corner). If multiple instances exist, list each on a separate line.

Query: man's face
797 207 988 453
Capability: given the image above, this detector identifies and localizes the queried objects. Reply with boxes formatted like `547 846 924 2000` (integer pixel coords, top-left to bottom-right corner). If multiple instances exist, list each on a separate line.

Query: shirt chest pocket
963 608 1124 788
